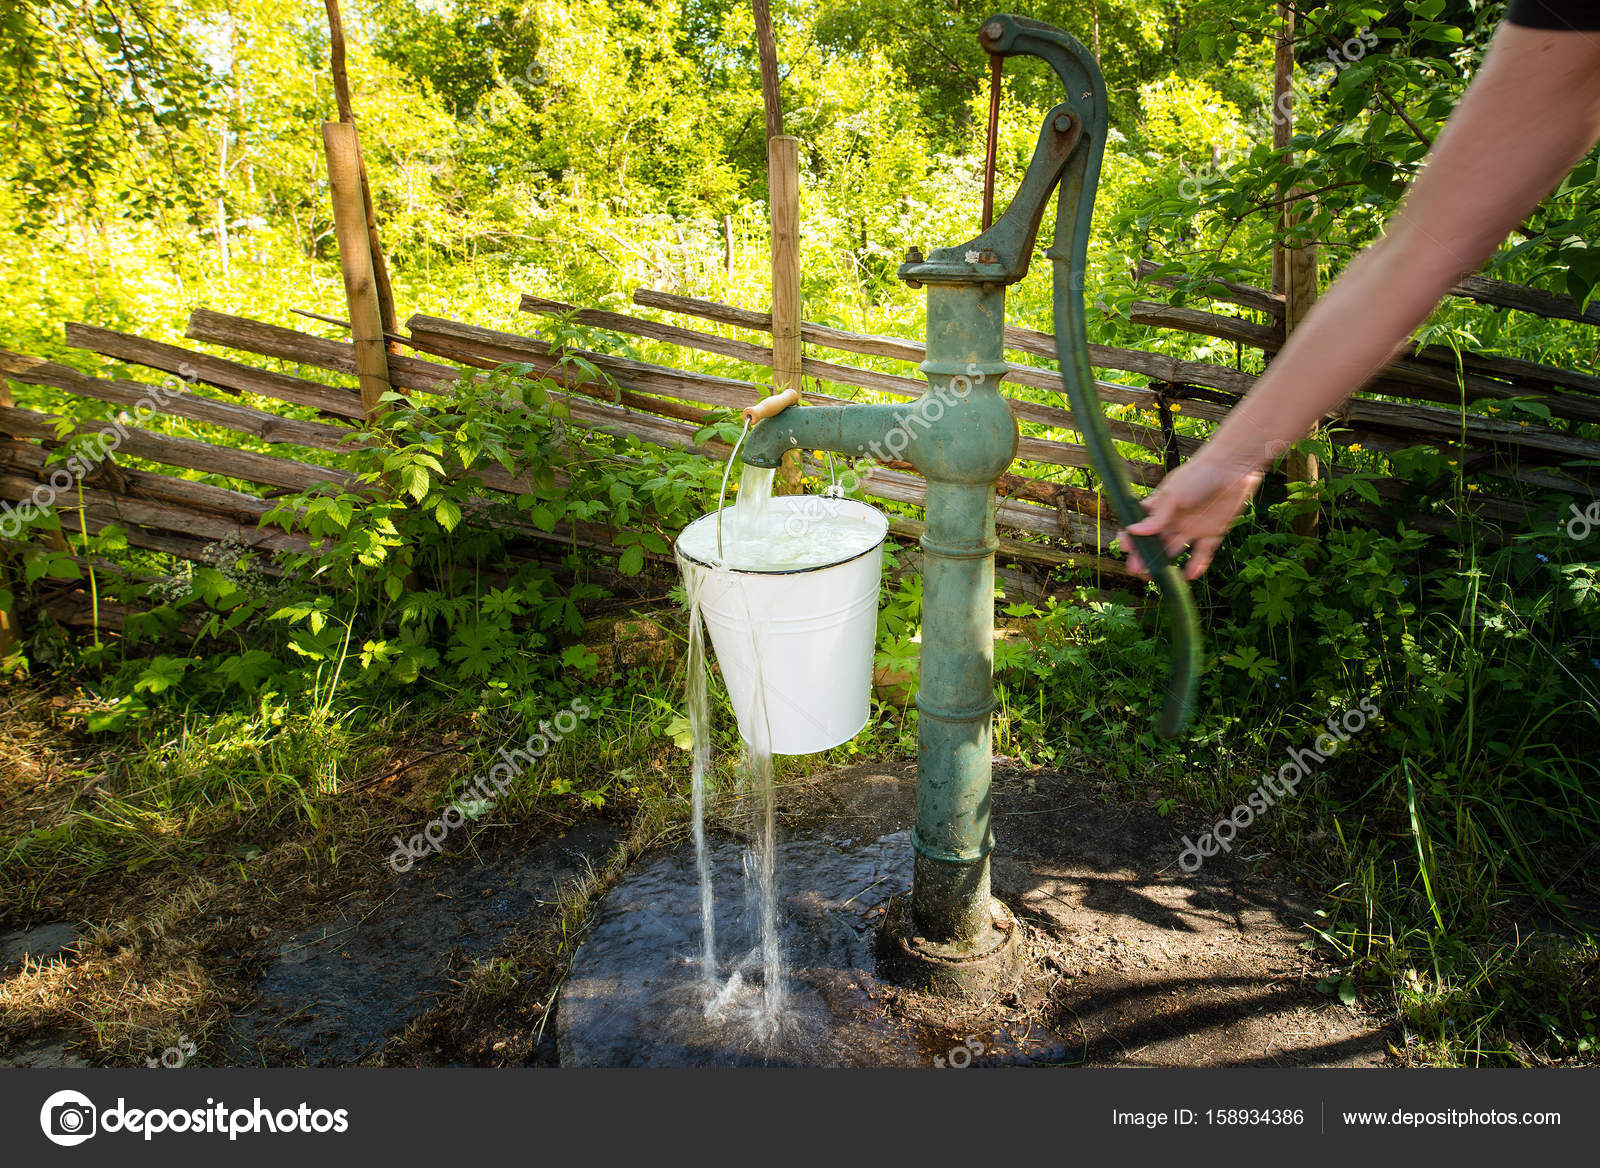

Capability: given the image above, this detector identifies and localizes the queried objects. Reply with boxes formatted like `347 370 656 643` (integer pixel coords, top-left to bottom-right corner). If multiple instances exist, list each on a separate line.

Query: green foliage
250 364 720 697
1 1 218 225
3 363 732 730
991 482 1600 1064
6 0 1600 1067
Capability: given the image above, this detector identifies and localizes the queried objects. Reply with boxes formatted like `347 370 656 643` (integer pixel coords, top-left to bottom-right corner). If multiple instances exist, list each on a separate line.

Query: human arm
1122 20 1600 579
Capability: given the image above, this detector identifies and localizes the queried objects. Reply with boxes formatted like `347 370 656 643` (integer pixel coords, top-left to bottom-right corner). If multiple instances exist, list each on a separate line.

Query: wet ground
559 765 1391 1068
2 763 1390 1068
560 831 923 1066
217 821 621 1066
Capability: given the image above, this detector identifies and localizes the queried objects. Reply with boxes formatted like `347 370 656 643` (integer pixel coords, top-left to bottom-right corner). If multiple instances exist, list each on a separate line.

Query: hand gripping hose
1050 260 1200 736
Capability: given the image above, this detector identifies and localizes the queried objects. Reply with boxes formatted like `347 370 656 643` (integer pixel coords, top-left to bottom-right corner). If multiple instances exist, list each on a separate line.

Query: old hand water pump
741 13 1202 994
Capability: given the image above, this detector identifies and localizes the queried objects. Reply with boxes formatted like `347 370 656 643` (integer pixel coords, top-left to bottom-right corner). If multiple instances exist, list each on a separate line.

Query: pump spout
741 315 1018 485
740 403 911 471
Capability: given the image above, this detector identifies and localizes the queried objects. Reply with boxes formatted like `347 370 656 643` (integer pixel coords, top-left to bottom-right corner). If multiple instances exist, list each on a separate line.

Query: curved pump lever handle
991 12 1204 735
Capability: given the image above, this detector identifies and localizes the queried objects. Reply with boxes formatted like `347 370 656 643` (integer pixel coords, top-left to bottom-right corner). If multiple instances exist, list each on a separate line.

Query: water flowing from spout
728 464 775 543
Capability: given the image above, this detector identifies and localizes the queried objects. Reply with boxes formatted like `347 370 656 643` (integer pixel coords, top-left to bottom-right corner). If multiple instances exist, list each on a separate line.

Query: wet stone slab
2 1033 91 1069
1 923 79 976
559 830 929 1067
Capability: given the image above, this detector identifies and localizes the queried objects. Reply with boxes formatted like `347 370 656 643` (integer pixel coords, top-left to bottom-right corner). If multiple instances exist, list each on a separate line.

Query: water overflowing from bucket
682 568 717 994
676 465 787 1044
678 466 882 573
674 611 785 1042
675 467 887 1050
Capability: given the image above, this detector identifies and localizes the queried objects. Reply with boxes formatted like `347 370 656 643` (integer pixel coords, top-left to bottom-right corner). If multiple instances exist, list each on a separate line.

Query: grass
4 519 1598 1068
1 594 889 1067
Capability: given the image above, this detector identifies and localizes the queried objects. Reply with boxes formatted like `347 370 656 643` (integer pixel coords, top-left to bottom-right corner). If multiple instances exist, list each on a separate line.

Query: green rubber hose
1051 260 1201 737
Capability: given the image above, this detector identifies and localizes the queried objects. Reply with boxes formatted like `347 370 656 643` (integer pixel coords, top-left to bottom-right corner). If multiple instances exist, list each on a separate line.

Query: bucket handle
715 416 753 565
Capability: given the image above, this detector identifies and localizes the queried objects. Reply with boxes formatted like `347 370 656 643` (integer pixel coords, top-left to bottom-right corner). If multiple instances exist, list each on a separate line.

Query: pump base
876 892 1021 999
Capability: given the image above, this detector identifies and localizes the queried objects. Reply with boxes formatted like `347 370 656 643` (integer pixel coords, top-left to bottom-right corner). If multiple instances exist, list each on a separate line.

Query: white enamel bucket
676 495 888 755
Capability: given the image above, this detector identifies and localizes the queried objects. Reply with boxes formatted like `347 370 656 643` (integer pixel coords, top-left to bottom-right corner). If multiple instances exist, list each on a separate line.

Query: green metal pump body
743 15 1196 955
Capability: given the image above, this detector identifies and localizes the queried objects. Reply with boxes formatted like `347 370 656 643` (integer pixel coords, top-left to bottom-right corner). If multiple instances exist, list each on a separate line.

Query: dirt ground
1 755 1392 1068
770 764 1390 1067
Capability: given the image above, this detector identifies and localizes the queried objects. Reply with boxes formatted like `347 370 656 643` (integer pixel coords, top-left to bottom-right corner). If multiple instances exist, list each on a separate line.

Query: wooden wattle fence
4 265 1600 641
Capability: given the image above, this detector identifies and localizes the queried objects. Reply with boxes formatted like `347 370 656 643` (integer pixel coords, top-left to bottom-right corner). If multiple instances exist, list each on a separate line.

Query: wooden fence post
323 0 397 340
1273 1 1322 537
0 380 16 658
0 564 16 659
753 0 803 490
322 121 391 420
768 135 802 425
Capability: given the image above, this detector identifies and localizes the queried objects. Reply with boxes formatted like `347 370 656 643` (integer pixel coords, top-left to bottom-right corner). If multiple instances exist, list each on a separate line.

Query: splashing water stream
678 464 786 1042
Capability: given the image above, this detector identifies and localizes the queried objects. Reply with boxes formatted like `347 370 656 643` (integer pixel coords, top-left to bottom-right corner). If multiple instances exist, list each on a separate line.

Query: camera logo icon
39 1090 97 1147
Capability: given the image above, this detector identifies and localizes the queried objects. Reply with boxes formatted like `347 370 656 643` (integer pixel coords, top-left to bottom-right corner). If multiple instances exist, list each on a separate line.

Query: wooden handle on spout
743 387 799 425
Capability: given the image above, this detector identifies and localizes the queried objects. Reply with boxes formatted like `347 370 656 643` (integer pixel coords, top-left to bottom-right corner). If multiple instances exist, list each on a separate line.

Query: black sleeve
1506 0 1600 29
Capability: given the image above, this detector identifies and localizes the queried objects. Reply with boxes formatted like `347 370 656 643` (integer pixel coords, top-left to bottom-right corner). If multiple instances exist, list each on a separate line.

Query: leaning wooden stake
768 136 802 406
752 0 803 490
323 0 397 339
323 121 391 419
1273 1 1321 537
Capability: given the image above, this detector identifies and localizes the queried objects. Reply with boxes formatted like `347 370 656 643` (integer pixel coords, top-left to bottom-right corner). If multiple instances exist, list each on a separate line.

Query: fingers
1127 516 1187 561
1119 533 1185 580
1186 536 1222 580
1124 491 1175 535
1116 529 1146 578
1119 524 1190 566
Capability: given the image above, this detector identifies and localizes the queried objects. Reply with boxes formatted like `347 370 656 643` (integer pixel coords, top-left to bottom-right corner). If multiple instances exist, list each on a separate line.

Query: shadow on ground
558 764 1390 1067
2 764 1388 1068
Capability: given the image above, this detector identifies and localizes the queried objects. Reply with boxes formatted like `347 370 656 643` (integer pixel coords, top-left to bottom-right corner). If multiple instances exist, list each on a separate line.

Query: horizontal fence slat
1 348 358 454
0 465 307 553
407 313 1162 484
407 326 1138 531
1124 300 1600 422
885 516 1134 579
522 293 1167 451
862 465 1114 550
629 286 1174 416
0 441 301 533
412 308 1164 483
1133 258 1600 330
185 309 460 398
63 322 366 418
1132 259 1600 403
0 404 352 495
1451 272 1600 328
